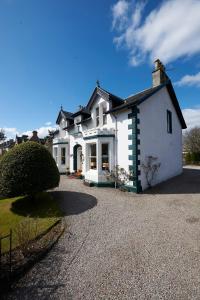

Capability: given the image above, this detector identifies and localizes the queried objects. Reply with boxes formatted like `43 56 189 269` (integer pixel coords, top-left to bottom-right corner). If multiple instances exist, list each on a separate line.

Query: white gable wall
139 87 183 190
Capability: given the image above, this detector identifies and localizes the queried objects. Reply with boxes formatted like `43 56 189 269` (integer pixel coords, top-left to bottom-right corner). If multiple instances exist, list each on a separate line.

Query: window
54 147 58 163
61 147 66 165
103 106 107 125
102 143 109 170
77 125 80 133
89 144 97 169
96 107 99 127
61 119 66 129
167 110 172 133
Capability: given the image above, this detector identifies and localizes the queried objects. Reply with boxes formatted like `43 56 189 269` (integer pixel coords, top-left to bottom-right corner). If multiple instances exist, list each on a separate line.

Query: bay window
102 143 109 170
61 147 66 165
89 143 97 169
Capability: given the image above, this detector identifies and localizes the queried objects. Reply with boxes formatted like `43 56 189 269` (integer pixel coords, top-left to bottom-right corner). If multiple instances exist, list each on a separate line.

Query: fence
0 229 12 287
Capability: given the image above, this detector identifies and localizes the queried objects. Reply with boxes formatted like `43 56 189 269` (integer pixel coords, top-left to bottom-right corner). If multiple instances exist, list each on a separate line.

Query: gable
56 110 73 125
86 87 123 111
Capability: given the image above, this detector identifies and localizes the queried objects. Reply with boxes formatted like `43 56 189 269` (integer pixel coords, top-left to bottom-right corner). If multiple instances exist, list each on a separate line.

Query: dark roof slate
86 87 124 111
56 81 186 130
56 109 73 125
71 107 91 118
107 81 186 129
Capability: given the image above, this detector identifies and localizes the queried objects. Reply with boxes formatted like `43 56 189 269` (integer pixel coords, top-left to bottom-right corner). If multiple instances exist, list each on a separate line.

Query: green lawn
0 192 63 253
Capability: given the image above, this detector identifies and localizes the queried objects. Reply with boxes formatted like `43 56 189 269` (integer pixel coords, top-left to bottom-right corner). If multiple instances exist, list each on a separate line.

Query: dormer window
96 107 99 127
103 106 107 125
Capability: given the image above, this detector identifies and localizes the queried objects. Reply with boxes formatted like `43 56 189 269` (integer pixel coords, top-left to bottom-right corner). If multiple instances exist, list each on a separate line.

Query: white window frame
101 143 109 170
89 143 97 170
102 106 107 125
61 147 66 165
96 107 100 127
54 147 58 163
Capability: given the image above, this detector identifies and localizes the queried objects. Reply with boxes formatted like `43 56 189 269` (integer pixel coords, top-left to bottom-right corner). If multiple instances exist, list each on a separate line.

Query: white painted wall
139 87 183 190
52 141 69 173
52 117 71 173
115 109 131 173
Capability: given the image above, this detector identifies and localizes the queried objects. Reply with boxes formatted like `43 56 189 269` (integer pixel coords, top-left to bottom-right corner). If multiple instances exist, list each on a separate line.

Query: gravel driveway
5 166 200 300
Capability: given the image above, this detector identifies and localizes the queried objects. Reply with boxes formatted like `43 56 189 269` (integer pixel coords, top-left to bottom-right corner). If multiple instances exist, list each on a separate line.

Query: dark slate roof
71 107 91 118
86 87 124 111
107 85 163 113
98 87 124 107
55 81 186 130
62 110 73 119
56 109 74 125
107 81 186 129
16 135 29 144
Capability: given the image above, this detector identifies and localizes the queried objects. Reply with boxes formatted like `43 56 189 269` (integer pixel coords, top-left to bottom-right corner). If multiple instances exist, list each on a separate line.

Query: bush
185 152 192 164
185 152 200 164
0 142 60 198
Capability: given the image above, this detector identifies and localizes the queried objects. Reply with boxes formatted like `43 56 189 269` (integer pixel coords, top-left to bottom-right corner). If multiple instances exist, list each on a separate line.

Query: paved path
5 166 200 299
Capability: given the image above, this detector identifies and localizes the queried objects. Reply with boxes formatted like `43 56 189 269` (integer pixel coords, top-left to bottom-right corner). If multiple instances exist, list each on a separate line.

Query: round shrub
0 142 60 198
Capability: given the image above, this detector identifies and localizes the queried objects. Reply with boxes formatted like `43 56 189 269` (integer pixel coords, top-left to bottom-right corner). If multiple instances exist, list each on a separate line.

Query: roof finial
60 105 63 111
96 80 100 87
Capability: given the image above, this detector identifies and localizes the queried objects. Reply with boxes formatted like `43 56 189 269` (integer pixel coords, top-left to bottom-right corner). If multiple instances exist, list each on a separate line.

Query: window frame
102 106 107 125
167 110 172 134
54 147 58 163
89 143 97 170
96 107 100 127
61 147 66 165
101 143 109 170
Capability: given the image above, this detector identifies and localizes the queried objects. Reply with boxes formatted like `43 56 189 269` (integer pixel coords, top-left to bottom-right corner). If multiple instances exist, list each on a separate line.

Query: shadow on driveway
144 168 200 195
50 191 97 216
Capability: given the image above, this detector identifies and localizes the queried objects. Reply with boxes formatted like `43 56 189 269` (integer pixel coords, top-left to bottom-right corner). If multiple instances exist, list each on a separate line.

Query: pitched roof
86 86 124 110
71 107 91 118
56 109 73 125
107 81 186 129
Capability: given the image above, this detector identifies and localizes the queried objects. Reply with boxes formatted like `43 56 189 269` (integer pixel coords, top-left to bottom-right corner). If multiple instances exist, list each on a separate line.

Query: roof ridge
125 86 157 101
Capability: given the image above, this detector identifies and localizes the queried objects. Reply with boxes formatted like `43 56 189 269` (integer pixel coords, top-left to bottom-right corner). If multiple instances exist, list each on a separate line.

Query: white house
53 60 187 192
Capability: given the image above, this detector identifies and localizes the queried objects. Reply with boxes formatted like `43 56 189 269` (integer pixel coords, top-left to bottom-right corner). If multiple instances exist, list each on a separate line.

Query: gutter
112 113 118 189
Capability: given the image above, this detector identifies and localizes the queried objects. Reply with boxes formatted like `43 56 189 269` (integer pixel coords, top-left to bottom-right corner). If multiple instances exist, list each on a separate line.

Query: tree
183 127 200 153
0 142 60 198
0 129 6 142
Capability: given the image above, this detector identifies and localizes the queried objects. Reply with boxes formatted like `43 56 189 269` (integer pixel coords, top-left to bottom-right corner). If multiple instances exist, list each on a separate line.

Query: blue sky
1 0 200 138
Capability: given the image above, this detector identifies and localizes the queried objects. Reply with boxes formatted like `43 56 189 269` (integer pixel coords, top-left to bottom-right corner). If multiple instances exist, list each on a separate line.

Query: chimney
29 130 40 143
152 59 169 87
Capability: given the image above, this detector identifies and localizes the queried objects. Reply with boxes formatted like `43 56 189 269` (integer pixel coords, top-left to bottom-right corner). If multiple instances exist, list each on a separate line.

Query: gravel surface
4 166 200 300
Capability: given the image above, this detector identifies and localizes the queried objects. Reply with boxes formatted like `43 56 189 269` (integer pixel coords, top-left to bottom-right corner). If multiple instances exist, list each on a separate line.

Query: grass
0 192 63 253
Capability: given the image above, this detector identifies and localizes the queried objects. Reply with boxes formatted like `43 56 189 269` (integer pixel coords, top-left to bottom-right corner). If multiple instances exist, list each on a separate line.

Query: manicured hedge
185 152 200 164
0 142 60 198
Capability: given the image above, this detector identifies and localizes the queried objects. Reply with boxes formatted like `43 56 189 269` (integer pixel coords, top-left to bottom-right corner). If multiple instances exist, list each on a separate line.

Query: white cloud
182 108 200 129
45 121 52 126
22 125 57 138
112 0 200 66
2 124 57 140
176 72 200 87
112 0 130 31
3 127 19 140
